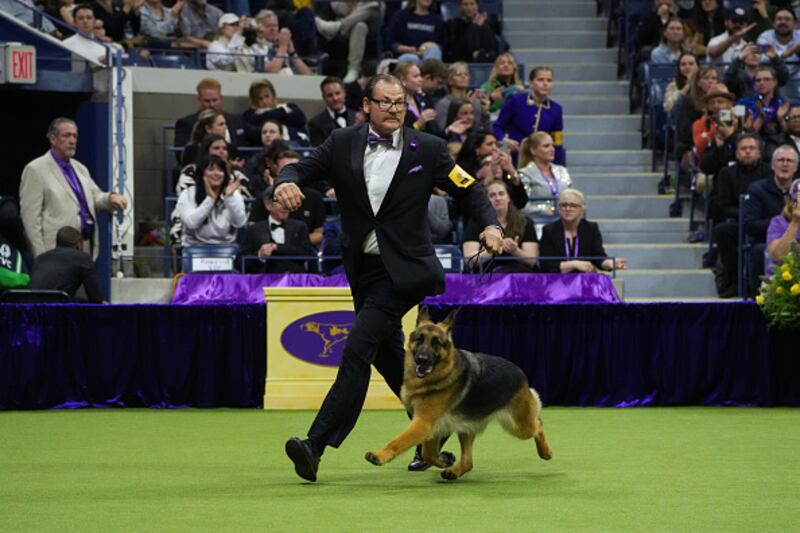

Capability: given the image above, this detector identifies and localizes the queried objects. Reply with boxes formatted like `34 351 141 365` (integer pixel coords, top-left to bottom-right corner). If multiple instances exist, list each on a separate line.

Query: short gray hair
558 188 584 206
46 117 76 139
771 144 799 165
255 9 276 20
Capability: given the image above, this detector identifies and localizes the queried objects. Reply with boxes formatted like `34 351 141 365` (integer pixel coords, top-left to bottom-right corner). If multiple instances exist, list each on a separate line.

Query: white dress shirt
329 108 348 129
362 127 402 254
268 215 285 244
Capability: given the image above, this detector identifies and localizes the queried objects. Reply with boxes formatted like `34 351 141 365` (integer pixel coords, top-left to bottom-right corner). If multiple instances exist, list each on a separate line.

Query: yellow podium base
264 378 401 410
263 287 412 410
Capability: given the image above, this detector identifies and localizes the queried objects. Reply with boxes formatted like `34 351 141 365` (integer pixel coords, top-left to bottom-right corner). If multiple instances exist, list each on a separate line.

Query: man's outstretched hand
479 226 504 254
273 182 305 212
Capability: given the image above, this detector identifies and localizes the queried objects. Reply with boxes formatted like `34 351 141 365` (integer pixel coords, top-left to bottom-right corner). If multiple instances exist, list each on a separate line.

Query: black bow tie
270 222 283 231
335 111 348 121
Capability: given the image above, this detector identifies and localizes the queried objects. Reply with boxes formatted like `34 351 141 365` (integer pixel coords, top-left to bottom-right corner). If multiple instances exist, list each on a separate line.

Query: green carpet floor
1 408 798 532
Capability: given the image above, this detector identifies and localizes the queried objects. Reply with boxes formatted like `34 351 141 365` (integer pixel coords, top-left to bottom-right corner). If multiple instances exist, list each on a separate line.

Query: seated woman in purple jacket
766 178 800 274
493 65 566 165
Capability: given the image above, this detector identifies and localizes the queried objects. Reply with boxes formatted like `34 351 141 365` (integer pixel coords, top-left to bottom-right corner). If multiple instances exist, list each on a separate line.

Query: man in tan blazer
19 118 128 259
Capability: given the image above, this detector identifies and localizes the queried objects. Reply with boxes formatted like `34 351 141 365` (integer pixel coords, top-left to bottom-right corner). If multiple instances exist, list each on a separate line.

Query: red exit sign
0 44 37 84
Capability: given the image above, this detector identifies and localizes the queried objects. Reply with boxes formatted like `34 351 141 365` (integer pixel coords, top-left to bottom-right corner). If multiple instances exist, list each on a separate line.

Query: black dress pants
307 254 421 449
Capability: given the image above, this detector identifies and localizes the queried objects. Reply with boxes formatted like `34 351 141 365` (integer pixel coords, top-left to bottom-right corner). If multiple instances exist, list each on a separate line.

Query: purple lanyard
544 171 559 197
564 234 579 258
406 94 422 120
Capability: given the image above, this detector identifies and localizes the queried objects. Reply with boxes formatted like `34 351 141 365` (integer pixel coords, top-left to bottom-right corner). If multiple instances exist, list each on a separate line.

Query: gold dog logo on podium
298 320 351 358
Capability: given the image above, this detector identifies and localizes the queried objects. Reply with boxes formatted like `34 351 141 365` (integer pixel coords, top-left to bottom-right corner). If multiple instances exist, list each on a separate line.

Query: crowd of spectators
0 0 641 297
638 0 800 296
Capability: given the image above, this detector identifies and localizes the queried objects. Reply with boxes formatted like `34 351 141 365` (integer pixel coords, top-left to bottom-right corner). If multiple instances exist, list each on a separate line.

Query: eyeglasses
787 115 800 121
369 98 406 111
559 203 583 209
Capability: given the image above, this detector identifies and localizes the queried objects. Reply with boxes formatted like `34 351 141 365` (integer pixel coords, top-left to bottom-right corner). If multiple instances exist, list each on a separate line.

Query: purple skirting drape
171 273 621 305
1 301 797 409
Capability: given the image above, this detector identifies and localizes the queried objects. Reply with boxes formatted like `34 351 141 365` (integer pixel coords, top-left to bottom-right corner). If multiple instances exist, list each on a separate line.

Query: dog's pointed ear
416 306 432 325
439 309 458 332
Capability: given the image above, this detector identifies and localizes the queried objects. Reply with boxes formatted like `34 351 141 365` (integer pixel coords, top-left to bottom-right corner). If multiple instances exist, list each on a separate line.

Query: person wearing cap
206 13 244 71
736 66 790 137
756 8 800 80
692 83 735 161
709 134 771 297
766 177 800 274
706 8 755 65
698 84 757 176
724 41 789 99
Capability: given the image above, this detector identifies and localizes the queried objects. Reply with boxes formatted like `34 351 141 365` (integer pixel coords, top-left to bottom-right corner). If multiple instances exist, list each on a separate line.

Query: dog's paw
440 451 456 467
364 451 384 466
441 469 458 481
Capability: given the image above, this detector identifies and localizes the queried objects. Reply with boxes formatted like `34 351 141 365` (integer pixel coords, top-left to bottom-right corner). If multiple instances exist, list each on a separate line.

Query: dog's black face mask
409 325 451 378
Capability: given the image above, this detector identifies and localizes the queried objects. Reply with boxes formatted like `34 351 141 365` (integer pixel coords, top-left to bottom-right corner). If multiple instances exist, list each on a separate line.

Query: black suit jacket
238 217 315 273
274 124 498 296
539 219 608 273
308 108 357 147
28 245 103 302
174 111 248 149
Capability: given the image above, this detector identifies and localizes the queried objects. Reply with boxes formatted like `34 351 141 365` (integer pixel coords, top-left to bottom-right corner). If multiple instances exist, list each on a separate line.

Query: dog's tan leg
420 438 454 468
441 432 474 481
365 417 436 466
533 416 552 461
503 387 552 460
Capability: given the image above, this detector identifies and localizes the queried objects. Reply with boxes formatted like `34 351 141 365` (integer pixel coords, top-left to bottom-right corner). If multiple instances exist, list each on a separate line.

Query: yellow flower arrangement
757 242 800 330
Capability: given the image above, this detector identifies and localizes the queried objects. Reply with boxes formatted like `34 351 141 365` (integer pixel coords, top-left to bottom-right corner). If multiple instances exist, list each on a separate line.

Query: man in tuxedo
275 73 503 482
173 77 247 150
239 187 315 273
307 76 358 147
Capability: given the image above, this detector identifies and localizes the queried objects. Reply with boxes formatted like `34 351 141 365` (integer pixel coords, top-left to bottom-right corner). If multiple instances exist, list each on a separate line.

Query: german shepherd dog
365 308 552 480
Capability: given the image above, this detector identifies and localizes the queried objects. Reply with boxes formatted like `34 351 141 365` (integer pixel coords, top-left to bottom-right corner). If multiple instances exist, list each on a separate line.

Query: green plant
757 241 800 330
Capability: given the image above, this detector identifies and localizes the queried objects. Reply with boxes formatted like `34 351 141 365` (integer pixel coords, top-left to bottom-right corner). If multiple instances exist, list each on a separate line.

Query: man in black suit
239 188 316 274
173 77 248 150
307 76 359 147
274 73 503 482
28 226 103 303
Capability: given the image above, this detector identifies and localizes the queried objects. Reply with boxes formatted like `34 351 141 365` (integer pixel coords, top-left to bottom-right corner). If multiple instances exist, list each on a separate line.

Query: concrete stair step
506 31 606 49
604 243 706 269
505 0 597 18
585 194 673 218
545 63 618 81
553 81 629 97
558 96 629 115
572 173 661 195
596 217 688 233
569 150 651 166
620 269 718 298
566 131 642 150
601 231 690 244
564 114 640 131
505 17 607 32
514 48 616 65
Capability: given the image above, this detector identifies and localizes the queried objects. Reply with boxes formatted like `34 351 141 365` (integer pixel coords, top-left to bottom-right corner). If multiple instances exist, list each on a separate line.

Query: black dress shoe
285 437 320 482
407 447 431 471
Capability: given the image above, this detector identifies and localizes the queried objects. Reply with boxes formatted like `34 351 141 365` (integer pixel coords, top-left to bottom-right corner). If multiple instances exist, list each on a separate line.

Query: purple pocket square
409 164 423 174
